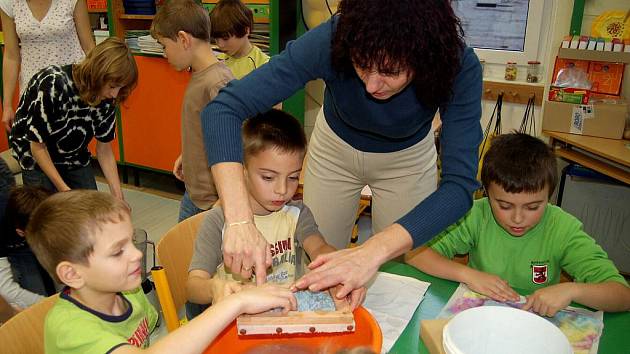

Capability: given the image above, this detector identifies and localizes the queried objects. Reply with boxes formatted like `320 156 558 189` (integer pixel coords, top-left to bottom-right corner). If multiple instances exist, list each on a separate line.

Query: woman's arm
202 20 334 285
95 141 123 200
1 9 21 131
73 0 95 54
30 142 70 191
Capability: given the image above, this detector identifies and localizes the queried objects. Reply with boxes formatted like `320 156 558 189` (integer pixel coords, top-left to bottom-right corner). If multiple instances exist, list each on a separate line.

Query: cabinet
104 0 301 175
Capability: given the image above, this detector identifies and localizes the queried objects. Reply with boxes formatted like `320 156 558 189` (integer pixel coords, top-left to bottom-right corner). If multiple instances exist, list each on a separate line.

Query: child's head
73 37 138 106
481 132 558 237
242 109 306 214
151 0 212 70
210 0 253 57
26 191 141 292
5 186 51 236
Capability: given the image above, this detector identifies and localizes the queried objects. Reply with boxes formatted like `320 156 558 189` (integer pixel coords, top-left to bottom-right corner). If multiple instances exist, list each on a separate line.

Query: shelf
482 80 545 106
557 48 630 64
120 14 155 20
88 8 108 13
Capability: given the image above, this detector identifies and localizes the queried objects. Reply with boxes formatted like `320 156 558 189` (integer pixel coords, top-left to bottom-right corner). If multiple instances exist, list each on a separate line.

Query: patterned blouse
9 65 116 170
0 0 85 92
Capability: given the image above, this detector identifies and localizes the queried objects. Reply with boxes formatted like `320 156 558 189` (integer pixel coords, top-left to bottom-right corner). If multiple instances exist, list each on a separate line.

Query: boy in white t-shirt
186 109 366 317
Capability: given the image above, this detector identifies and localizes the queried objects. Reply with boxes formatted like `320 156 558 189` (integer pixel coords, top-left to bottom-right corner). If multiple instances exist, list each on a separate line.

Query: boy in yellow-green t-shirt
27 191 296 354
406 133 630 317
210 0 269 79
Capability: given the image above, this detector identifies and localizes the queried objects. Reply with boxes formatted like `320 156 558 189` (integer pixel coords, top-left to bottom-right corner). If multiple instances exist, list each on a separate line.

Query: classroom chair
0 295 57 354
152 210 208 332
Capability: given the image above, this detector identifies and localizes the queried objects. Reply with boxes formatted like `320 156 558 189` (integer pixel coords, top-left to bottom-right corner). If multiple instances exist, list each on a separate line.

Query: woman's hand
294 224 413 299
222 222 272 285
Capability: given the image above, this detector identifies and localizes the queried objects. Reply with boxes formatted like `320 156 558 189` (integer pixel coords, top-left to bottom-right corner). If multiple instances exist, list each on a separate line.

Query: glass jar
504 62 517 81
527 61 541 83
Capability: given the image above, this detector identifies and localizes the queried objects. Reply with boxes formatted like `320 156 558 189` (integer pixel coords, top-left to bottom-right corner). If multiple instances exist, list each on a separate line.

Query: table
544 130 630 186
381 261 630 354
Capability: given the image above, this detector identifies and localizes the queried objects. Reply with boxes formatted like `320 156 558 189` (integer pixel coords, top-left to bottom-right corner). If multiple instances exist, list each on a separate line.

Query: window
452 0 545 63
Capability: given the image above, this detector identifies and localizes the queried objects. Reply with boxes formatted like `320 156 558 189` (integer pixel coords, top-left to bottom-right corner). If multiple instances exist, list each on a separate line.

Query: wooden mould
236 290 355 336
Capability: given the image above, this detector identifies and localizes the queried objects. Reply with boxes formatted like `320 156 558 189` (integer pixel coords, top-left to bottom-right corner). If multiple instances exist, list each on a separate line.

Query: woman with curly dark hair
200 0 482 297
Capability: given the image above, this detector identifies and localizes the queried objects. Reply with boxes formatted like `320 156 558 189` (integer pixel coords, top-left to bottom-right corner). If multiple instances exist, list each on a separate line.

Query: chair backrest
0 295 57 354
155 211 208 322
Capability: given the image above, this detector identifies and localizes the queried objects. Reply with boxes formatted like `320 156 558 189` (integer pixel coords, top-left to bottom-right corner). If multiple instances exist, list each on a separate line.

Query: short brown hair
5 186 51 230
210 0 253 39
242 109 306 164
481 132 557 197
73 37 138 106
25 190 130 283
151 0 212 41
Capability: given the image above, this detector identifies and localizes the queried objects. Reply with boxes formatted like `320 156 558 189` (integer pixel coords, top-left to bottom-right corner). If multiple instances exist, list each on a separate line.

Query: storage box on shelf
542 48 630 140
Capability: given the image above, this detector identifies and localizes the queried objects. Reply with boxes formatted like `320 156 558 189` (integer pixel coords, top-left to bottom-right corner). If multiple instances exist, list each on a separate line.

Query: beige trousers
304 108 438 250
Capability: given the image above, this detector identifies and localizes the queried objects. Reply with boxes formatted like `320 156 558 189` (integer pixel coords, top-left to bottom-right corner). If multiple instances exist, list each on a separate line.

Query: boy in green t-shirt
26 191 295 354
406 133 630 316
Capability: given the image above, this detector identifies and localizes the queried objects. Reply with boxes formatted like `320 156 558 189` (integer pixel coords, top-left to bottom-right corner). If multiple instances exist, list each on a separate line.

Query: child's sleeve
93 104 117 143
428 207 479 259
0 257 44 308
17 71 64 145
560 220 628 286
188 209 226 275
293 203 322 246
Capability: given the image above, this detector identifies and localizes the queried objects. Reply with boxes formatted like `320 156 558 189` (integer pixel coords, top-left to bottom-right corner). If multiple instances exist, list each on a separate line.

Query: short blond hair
25 191 130 283
150 0 211 41
73 37 138 106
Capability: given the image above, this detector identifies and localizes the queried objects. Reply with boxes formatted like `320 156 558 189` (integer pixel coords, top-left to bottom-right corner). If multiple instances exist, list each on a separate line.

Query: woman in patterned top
0 0 95 131
8 38 137 202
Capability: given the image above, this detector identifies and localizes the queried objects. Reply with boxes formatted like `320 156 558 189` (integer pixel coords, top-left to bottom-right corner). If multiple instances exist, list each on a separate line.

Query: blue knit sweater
201 17 482 247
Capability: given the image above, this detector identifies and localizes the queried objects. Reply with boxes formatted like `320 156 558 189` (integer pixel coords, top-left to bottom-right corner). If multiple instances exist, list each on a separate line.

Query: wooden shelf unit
557 48 630 64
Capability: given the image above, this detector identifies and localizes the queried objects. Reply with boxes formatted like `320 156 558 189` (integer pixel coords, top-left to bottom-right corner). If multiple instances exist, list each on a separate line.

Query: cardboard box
542 100 628 139
420 319 449 354
588 61 624 95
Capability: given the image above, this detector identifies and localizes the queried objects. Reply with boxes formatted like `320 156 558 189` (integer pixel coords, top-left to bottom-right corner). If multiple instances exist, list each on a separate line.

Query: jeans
185 301 209 320
7 247 57 296
178 191 205 222
22 165 97 192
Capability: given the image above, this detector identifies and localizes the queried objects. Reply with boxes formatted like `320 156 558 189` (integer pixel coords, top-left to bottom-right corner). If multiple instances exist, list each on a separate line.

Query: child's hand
522 283 574 317
333 284 367 311
464 268 519 302
211 279 244 303
232 283 297 315
172 155 184 181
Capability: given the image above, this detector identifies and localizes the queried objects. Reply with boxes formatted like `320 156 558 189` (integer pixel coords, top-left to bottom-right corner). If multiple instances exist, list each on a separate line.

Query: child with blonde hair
151 0 234 221
9 37 137 201
27 190 296 353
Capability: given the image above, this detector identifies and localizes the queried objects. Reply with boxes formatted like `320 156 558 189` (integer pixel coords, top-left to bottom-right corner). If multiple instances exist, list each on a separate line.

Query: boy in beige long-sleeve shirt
151 0 234 221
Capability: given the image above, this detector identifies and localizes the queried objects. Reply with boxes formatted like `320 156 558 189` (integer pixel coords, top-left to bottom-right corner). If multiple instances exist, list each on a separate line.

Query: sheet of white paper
362 272 431 353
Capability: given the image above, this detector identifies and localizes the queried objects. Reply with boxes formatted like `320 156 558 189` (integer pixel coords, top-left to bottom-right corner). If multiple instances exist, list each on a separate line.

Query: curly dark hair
331 0 465 108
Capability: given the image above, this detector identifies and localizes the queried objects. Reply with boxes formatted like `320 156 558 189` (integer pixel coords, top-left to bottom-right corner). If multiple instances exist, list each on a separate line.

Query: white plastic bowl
443 306 572 354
